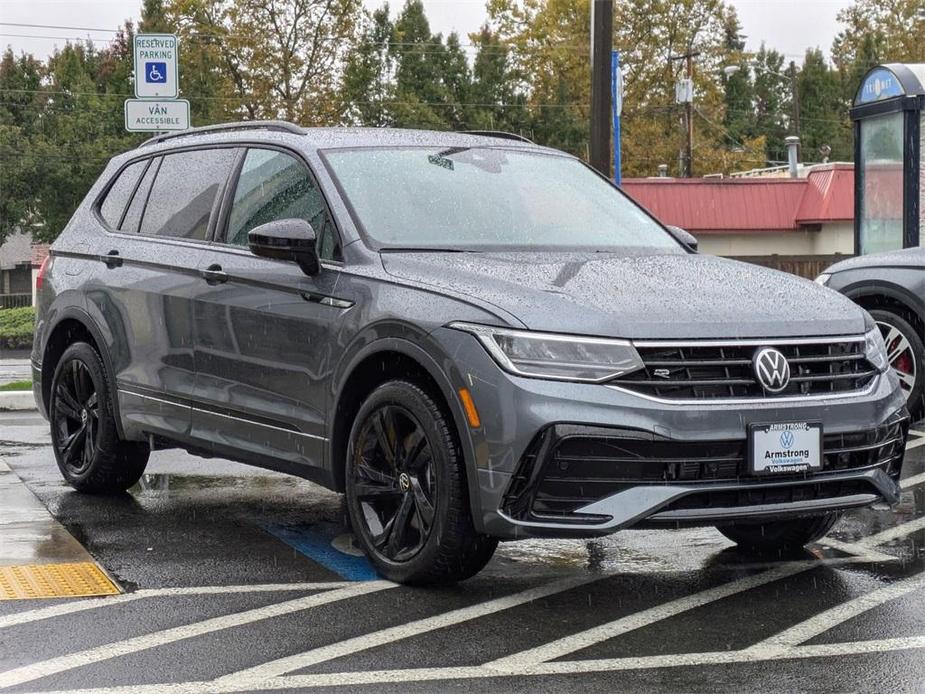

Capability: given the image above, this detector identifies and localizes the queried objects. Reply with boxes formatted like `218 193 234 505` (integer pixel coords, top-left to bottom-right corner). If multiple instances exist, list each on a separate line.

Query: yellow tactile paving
0 562 119 600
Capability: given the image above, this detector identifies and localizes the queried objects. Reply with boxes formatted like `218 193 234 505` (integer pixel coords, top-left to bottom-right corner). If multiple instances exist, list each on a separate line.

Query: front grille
611 339 877 400
503 416 908 523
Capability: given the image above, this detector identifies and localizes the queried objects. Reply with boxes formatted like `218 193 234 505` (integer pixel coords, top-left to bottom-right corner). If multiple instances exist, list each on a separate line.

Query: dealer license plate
749 422 822 475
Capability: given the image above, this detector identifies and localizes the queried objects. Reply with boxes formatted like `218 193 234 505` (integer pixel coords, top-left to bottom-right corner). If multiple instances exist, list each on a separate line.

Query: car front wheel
345 380 497 585
871 309 924 421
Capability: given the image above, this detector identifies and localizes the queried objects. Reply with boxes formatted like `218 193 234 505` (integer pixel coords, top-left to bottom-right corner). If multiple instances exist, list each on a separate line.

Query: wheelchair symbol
146 62 167 84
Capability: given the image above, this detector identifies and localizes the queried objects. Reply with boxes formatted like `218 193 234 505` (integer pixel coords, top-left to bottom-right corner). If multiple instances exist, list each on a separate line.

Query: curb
0 391 36 411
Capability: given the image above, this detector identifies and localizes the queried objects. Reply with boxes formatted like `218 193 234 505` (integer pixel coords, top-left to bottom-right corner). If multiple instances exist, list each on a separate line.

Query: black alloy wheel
49 342 149 493
345 380 497 585
351 404 436 562
53 358 100 476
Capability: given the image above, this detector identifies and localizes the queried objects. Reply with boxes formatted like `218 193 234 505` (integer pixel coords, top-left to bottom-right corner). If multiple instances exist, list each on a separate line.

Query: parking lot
0 409 923 693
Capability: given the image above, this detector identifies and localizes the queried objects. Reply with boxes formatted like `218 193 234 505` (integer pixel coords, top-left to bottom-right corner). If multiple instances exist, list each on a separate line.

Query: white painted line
906 437 925 450
900 471 925 489
746 571 925 656
0 581 395 690
908 429 925 438
35 635 925 694
816 537 894 563
858 515 925 547
0 582 354 630
216 573 605 684
485 559 845 670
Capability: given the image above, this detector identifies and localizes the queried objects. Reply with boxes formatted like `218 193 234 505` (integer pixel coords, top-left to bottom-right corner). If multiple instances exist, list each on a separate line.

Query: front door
189 147 347 473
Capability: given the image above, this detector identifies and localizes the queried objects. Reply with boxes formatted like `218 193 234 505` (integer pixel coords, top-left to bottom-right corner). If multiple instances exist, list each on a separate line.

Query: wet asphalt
0 410 923 693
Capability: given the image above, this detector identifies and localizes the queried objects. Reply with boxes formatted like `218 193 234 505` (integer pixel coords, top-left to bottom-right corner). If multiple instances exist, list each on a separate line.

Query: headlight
864 327 890 373
449 322 644 382
815 273 831 285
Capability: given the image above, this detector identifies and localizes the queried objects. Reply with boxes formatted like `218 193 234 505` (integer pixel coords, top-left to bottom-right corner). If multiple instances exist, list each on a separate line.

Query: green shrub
0 380 31 391
0 306 35 350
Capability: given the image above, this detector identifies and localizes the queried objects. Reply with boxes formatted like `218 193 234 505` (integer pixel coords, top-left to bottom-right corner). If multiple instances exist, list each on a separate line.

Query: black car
819 247 924 421
31 122 909 584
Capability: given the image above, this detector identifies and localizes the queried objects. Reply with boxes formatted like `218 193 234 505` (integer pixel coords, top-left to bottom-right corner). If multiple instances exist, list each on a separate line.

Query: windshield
322 147 682 252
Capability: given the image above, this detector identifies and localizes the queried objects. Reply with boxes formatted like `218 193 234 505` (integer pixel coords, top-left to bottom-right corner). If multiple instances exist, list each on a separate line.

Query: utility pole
789 60 801 140
589 0 613 175
670 50 699 177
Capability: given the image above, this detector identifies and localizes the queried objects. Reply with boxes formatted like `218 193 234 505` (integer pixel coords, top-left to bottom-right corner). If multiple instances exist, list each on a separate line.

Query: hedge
0 306 35 351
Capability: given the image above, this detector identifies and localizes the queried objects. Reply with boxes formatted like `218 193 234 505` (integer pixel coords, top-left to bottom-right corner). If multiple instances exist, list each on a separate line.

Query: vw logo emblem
753 347 791 393
398 472 411 492
780 430 795 449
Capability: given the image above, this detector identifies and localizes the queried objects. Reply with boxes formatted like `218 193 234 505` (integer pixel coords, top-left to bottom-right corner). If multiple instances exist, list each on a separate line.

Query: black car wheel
345 380 497 584
716 513 841 556
871 309 924 420
50 342 149 493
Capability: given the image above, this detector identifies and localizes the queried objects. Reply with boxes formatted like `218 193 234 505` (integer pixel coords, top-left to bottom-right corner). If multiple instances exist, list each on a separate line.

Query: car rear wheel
716 513 840 555
49 342 149 493
345 380 497 585
871 309 924 421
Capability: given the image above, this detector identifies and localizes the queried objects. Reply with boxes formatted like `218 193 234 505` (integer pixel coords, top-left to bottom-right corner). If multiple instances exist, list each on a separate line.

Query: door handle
101 250 122 268
201 264 229 285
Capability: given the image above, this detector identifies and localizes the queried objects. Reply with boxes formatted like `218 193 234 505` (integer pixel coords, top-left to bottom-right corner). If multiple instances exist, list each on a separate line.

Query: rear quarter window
99 159 148 229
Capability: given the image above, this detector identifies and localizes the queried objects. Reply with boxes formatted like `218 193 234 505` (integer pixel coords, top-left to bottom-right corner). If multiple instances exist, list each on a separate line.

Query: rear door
189 146 346 473
86 146 239 440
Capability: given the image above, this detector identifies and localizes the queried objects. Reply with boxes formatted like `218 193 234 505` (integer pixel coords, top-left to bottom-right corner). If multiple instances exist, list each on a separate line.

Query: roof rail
139 120 306 148
462 130 535 144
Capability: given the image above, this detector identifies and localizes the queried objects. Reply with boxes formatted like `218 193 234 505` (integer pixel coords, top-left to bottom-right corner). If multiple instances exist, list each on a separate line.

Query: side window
121 157 160 234
225 148 342 260
99 159 148 228
139 148 237 241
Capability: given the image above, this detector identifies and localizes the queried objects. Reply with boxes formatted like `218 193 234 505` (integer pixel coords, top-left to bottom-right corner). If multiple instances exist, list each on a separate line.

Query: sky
0 0 854 62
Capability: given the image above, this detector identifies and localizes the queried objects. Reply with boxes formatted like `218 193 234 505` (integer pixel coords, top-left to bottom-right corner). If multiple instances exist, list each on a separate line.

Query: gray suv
32 122 910 584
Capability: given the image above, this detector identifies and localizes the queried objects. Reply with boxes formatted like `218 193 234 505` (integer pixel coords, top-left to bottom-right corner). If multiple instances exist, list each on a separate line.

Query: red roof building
622 163 856 259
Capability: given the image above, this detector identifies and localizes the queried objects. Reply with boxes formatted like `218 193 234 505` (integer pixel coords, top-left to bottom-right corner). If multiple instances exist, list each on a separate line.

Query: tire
870 309 924 422
716 513 841 556
49 342 149 493
345 380 497 585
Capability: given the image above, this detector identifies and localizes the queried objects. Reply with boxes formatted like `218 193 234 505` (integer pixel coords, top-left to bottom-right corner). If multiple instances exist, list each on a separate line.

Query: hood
827 246 925 273
381 251 868 339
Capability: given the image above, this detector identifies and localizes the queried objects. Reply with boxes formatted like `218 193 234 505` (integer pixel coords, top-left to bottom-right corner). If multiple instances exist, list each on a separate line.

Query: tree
170 0 361 124
341 5 394 125
832 0 925 76
798 48 851 162
467 25 529 134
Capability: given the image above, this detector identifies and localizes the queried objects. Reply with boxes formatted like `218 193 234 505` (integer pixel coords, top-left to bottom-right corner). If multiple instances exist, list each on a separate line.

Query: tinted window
139 148 237 240
100 160 147 228
121 157 160 234
226 148 341 260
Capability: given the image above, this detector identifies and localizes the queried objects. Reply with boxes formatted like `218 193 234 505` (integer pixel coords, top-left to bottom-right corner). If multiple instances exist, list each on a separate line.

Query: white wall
697 221 854 256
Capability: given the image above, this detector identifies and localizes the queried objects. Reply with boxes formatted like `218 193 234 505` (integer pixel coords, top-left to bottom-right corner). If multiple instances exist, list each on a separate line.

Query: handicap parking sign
134 34 178 98
146 62 167 84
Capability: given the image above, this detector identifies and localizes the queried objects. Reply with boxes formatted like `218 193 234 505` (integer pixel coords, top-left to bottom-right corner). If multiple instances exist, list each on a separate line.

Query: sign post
611 50 622 186
125 33 188 133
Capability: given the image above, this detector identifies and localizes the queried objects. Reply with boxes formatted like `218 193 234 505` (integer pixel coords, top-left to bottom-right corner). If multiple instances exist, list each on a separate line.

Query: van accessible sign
124 99 190 132
133 33 178 99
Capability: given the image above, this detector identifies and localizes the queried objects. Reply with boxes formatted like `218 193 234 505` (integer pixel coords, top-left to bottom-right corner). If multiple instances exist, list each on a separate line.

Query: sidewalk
0 457 119 599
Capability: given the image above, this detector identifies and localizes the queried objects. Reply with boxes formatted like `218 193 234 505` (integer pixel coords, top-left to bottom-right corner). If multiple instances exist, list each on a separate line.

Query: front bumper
429 327 910 540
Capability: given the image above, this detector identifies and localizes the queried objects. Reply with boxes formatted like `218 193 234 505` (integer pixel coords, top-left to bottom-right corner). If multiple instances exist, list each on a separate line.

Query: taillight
36 255 52 290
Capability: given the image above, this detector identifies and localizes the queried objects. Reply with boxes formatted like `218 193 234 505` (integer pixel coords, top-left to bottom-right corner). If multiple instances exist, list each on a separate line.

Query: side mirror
666 225 698 252
248 218 319 275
